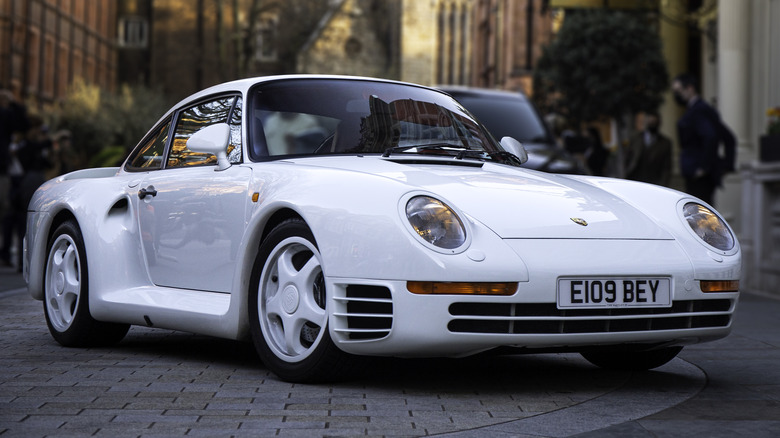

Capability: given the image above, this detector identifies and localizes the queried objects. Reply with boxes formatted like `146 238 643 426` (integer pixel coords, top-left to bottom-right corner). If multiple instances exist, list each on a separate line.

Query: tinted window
250 79 500 159
125 120 171 171
451 94 551 144
168 96 239 168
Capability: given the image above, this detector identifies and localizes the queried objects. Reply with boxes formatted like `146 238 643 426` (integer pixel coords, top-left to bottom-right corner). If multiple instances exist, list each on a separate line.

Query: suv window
125 119 171 171
168 95 241 168
451 94 551 144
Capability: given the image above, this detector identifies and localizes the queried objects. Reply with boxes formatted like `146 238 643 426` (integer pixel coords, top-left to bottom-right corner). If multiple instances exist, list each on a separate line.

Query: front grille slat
335 285 393 341
448 300 733 334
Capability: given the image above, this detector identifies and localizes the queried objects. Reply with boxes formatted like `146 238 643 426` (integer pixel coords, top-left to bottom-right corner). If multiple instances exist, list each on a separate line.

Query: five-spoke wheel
43 220 129 347
249 218 354 382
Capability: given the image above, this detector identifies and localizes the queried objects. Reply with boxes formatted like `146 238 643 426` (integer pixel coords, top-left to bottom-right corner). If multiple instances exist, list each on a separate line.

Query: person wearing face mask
626 112 673 186
671 73 736 206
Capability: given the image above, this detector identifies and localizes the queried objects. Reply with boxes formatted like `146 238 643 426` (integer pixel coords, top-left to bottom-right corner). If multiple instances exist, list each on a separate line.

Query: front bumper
326 239 740 357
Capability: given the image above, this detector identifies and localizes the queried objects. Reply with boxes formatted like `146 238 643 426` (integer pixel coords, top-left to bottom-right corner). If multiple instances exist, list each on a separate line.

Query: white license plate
557 277 671 309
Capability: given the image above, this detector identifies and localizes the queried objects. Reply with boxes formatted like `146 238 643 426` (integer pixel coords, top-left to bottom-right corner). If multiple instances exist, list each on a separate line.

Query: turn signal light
407 281 517 295
700 280 739 293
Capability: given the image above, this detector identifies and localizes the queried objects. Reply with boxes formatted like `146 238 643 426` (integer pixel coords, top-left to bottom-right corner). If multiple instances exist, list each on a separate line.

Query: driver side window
167 95 242 168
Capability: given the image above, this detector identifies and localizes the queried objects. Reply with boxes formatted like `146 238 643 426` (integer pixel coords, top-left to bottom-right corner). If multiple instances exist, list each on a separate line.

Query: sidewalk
2 264 779 437
575 291 780 438
0 264 26 296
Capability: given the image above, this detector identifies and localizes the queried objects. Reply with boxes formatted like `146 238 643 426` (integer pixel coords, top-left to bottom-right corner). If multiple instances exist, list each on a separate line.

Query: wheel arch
27 207 79 300
233 206 308 340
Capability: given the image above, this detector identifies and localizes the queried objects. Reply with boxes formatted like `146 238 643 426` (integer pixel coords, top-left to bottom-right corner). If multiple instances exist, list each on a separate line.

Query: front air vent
448 299 734 335
333 285 393 340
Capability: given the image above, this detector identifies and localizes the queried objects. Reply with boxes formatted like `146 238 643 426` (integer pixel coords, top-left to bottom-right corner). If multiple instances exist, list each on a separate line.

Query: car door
136 95 251 293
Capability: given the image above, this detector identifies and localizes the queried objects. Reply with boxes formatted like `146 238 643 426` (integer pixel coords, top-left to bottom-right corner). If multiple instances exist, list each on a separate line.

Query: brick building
297 0 554 91
473 0 555 94
297 0 475 87
0 0 117 103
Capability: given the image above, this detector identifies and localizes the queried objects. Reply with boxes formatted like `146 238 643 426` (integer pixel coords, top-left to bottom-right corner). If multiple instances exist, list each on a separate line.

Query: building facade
0 0 117 103
297 0 476 88
472 0 555 94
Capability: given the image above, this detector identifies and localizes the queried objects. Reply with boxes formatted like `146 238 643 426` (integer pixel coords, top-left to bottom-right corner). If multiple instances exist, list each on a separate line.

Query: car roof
181 75 441 106
152 74 447 134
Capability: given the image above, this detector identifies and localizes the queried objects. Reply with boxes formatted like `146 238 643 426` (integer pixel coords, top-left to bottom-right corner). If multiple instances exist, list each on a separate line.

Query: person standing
626 112 673 187
0 90 29 267
671 73 736 206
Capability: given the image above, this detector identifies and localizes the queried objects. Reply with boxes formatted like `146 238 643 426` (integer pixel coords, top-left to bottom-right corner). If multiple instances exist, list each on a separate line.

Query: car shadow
110 326 699 395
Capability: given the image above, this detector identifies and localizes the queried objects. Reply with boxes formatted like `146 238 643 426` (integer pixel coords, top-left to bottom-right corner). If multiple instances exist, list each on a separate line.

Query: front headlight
405 196 466 250
682 203 735 251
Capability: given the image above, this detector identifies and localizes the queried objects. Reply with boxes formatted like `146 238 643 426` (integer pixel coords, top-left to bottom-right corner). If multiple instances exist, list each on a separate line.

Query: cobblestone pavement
0 266 736 437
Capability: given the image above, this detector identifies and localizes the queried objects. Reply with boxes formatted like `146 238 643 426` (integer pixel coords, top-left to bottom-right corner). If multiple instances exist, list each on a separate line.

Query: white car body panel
137 165 252 293
24 75 741 362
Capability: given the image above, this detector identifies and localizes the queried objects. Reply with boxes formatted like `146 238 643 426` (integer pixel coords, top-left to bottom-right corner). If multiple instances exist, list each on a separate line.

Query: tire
249 218 355 382
581 346 683 371
43 220 130 347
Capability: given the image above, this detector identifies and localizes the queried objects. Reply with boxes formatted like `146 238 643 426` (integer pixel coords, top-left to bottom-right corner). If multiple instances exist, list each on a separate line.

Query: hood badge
571 217 588 227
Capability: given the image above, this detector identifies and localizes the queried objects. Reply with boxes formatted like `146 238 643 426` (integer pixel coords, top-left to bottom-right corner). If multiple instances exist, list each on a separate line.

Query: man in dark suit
671 73 736 206
626 112 673 187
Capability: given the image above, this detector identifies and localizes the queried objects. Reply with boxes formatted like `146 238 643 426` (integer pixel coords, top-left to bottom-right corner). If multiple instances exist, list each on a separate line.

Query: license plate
557 277 671 309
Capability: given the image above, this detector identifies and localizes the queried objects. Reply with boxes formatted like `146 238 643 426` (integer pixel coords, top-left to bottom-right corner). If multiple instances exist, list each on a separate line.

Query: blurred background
1 0 778 295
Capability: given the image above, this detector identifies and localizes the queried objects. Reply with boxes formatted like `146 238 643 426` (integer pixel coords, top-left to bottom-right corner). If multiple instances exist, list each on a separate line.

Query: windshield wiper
454 149 524 166
381 144 521 166
486 150 525 166
382 143 469 157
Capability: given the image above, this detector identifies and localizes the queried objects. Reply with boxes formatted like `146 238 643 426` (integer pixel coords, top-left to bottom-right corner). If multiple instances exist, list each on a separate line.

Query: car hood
522 142 582 174
292 156 673 240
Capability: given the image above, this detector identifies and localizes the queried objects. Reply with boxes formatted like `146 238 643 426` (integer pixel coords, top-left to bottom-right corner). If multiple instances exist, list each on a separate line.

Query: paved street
1 265 779 437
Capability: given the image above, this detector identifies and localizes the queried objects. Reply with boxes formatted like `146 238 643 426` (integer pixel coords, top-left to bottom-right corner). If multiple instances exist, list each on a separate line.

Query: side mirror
187 123 231 171
500 136 528 165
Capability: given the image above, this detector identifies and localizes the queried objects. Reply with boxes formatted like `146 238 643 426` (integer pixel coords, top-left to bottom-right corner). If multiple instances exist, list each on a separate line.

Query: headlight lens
683 203 734 251
405 196 466 249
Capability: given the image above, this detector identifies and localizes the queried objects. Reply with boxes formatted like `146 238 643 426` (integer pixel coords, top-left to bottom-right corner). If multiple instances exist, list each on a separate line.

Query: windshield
248 79 503 160
450 94 552 144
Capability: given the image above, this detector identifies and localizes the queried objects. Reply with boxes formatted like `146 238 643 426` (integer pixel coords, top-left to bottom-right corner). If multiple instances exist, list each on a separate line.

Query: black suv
438 86 583 174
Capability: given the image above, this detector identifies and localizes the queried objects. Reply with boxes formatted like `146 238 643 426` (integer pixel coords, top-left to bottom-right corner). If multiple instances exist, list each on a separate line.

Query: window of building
27 29 40 93
255 18 277 62
44 36 55 97
72 50 83 80
118 16 149 48
57 43 69 97
437 6 446 84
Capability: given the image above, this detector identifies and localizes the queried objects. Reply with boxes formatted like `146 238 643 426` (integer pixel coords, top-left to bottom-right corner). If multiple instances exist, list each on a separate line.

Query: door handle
138 186 157 199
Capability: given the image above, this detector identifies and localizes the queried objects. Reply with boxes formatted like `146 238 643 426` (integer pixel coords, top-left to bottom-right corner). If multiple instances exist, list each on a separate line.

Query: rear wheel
249 218 356 382
581 346 683 371
43 220 129 347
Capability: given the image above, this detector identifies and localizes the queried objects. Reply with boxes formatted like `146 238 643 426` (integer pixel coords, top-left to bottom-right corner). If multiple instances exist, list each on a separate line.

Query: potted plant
760 106 780 162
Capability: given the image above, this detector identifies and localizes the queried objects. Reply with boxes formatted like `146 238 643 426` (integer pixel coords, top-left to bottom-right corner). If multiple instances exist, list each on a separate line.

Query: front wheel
581 346 683 371
249 218 356 382
43 220 129 347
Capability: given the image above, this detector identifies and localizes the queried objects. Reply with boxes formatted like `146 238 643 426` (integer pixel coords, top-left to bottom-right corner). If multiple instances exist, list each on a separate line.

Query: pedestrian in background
626 112 673 187
671 73 736 206
584 126 609 176
0 90 29 268
50 130 76 178
1 114 51 270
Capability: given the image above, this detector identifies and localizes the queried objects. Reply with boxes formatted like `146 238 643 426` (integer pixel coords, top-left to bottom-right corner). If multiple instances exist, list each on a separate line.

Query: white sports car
25 75 740 382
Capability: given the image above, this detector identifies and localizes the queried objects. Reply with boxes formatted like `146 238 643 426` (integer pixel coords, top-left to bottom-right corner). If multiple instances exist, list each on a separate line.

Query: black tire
581 346 683 371
43 220 130 347
248 218 356 382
